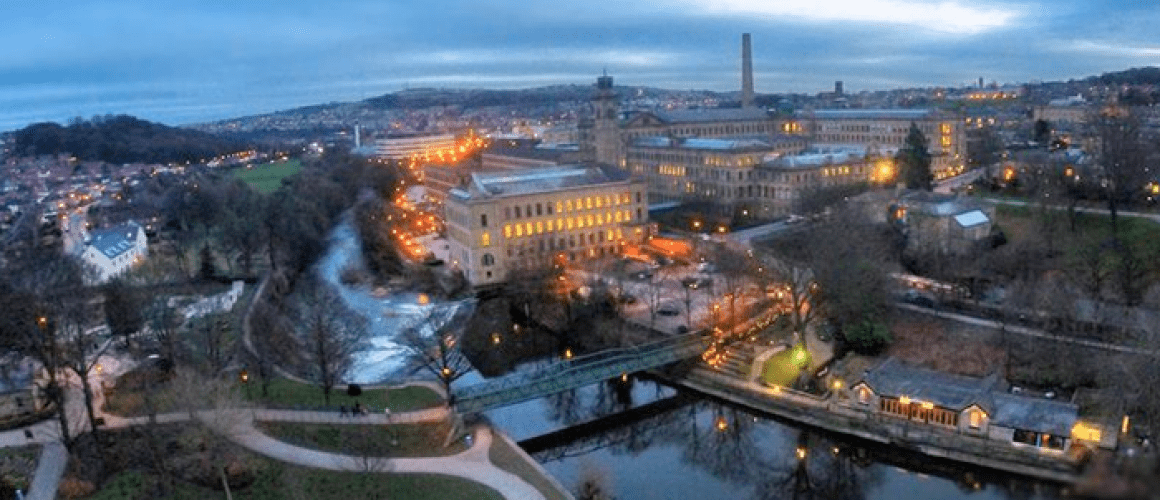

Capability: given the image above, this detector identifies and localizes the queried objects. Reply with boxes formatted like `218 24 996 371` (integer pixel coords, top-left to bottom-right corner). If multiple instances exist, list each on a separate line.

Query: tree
966 124 1003 174
1093 110 1150 235
896 123 933 190
1033 119 1051 144
399 303 476 401
294 280 367 405
102 279 144 350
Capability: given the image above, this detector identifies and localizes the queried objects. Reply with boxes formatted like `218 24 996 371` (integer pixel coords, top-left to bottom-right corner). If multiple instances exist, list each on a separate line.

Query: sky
3 1 1160 131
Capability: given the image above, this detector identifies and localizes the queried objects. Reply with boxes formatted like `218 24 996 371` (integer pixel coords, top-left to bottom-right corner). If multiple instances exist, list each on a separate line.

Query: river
319 218 1061 499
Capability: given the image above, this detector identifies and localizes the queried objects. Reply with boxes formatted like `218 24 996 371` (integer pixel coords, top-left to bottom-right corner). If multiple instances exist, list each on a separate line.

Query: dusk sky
4 1 1160 131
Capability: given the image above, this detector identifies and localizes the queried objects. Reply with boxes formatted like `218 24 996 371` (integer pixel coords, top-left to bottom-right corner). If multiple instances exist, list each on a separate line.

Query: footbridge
455 332 712 414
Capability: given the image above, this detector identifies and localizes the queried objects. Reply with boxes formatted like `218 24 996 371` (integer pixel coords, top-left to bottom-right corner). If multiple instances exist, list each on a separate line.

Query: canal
472 374 1063 500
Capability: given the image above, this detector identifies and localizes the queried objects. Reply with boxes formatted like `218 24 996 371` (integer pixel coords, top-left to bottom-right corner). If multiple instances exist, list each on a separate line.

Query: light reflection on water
485 379 1062 500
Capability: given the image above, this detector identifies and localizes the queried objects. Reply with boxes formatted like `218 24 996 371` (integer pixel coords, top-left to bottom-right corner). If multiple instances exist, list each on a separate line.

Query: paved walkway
0 379 557 500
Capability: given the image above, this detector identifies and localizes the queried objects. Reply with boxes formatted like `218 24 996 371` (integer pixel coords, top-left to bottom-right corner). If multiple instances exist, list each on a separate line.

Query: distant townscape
1 34 1159 500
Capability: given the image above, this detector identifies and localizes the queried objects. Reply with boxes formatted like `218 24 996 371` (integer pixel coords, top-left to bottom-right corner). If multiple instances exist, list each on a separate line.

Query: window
480 214 488 227
968 410 983 429
481 253 495 266
515 224 524 237
857 387 870 405
635 191 642 203
536 203 542 216
504 225 512 238
480 232 491 247
515 206 522 218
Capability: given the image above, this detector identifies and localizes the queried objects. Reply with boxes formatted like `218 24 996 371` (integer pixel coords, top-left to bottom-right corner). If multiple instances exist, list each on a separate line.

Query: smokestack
741 33 754 108
354 124 361 149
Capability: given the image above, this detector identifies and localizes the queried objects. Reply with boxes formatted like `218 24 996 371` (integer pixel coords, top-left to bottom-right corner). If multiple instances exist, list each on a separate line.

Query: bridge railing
456 331 711 402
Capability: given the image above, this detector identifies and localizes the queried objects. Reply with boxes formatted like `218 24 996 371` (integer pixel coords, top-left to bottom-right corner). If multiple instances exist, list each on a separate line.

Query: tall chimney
741 33 754 108
354 124 361 149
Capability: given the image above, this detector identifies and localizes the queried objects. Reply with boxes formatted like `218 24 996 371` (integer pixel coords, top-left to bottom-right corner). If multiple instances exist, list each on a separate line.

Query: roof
87 222 143 259
653 107 772 124
859 358 1001 411
456 165 630 200
767 147 867 169
953 210 990 228
631 136 772 151
901 191 985 217
990 393 1077 436
807 109 935 120
858 358 1079 434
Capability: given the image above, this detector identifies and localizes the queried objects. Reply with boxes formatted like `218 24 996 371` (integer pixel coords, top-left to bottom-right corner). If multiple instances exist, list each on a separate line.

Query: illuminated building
442 165 649 286
373 133 458 160
801 109 966 178
81 221 147 283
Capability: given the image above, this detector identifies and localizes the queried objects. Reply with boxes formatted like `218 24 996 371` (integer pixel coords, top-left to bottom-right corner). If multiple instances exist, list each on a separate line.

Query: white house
82 221 147 283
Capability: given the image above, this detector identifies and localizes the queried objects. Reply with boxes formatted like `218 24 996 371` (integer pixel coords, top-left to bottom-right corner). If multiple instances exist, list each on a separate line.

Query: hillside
11 115 248 164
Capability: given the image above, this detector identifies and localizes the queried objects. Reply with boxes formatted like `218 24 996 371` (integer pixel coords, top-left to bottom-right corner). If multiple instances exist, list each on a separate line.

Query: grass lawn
242 378 444 412
760 345 811 387
85 464 503 500
254 420 467 458
232 159 302 193
488 434 570 500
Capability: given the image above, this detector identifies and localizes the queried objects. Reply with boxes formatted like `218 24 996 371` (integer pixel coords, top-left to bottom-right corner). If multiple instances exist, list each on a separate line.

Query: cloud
673 0 1023 35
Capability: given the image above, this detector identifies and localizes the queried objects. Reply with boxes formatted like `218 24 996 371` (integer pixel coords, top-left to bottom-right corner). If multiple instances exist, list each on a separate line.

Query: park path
0 386 551 500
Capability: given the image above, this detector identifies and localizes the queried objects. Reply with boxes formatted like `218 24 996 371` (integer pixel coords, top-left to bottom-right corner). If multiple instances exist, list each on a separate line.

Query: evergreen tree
896 123 933 190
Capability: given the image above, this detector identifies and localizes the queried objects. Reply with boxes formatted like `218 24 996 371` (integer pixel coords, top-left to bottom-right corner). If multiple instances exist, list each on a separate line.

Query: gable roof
860 358 1001 411
87 222 143 259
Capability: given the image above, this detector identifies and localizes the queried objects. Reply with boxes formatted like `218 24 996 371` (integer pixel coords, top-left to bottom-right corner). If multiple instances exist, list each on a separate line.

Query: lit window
566 200 573 212
969 410 983 429
547 220 554 232
567 217 574 230
536 221 543 234
586 197 593 209
480 232 490 247
587 215 594 227
525 222 533 235
556 201 563 213
504 225 512 238
515 225 523 237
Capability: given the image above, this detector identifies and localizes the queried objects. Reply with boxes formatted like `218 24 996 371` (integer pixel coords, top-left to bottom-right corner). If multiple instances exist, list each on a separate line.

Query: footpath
0 381 566 500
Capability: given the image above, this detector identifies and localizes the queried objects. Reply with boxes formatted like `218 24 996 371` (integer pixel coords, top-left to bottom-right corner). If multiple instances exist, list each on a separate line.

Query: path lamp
239 368 250 398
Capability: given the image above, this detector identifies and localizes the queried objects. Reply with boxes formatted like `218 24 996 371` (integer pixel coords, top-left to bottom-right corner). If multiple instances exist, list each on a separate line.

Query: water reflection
496 380 1062 500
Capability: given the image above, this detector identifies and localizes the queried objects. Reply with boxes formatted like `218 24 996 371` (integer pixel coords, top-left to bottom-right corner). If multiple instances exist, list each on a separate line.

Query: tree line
11 115 249 164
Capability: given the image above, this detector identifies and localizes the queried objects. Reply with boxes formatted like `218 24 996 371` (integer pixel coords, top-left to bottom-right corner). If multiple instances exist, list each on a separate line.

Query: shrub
844 320 892 355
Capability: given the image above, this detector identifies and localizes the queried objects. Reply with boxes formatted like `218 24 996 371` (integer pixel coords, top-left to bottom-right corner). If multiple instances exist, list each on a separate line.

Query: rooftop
451 164 630 200
631 136 772 151
652 107 772 124
87 221 144 259
860 357 1001 411
807 109 935 120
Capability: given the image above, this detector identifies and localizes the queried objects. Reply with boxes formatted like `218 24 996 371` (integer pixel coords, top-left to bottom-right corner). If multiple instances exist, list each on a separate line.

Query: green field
241 378 444 412
232 159 303 193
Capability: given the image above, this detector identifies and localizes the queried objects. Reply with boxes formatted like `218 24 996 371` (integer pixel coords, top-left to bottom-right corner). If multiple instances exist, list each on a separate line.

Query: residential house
81 221 147 283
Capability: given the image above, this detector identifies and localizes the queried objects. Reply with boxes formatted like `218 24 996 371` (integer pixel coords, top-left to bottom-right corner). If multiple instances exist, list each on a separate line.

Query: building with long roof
442 164 649 286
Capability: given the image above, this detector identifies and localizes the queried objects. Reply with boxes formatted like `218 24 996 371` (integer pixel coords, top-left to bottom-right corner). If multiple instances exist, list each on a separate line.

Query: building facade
443 165 649 286
81 221 147 283
798 109 966 178
374 133 459 160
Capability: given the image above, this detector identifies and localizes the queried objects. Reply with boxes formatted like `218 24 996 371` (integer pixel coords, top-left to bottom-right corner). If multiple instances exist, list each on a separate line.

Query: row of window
879 397 960 427
498 192 642 224
498 210 638 241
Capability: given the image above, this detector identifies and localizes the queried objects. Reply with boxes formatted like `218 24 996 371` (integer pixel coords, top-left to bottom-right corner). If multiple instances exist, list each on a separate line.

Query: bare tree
294 280 368 405
398 303 476 401
1092 109 1150 235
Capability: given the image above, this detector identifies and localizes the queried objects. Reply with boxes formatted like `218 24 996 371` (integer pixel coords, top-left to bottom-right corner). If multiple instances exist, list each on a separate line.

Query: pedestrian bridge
455 332 712 414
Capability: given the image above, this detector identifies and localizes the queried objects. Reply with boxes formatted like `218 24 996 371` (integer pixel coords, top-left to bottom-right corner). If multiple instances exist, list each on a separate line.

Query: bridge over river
455 332 712 413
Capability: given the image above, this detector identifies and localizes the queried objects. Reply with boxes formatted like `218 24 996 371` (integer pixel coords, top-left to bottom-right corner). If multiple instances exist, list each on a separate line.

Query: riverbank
656 365 1083 484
